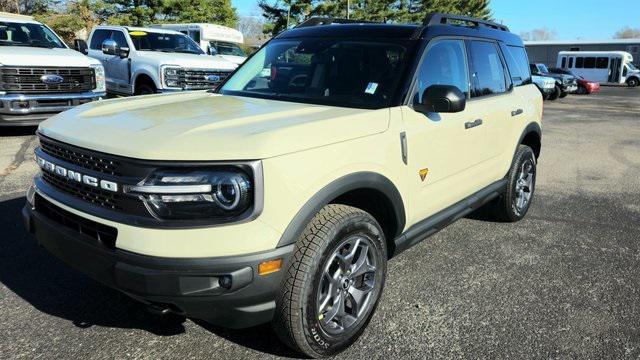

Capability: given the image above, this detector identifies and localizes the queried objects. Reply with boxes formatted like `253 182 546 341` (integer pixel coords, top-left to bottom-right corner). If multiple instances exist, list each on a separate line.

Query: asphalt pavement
0 86 639 359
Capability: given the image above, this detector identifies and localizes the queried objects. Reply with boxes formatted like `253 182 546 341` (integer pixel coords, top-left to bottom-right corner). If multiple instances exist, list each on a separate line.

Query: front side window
129 31 203 54
221 38 410 109
469 40 507 97
0 21 65 49
111 31 129 49
413 39 470 103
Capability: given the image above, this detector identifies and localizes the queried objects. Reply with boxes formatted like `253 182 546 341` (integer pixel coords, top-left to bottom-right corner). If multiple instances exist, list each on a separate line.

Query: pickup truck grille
178 69 232 90
0 67 96 94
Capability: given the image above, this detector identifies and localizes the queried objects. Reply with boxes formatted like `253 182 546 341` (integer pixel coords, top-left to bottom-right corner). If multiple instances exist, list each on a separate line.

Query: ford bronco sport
23 14 542 358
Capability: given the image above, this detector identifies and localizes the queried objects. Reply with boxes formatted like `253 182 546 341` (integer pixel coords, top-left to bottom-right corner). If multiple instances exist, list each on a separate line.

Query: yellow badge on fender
419 168 429 181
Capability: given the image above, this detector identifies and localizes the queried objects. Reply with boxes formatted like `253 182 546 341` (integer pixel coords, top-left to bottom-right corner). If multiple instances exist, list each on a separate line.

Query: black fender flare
276 172 406 248
515 122 542 158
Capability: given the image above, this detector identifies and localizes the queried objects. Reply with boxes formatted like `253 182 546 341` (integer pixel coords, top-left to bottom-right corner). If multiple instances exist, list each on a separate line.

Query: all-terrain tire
273 204 387 358
489 145 537 222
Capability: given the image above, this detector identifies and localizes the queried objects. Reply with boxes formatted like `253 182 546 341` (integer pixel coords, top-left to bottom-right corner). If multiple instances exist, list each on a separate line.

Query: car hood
0 46 99 67
137 51 237 71
38 92 390 160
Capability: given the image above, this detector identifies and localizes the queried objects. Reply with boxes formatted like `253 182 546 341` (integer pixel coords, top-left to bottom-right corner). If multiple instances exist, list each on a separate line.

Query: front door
401 38 487 221
102 30 131 94
609 57 621 83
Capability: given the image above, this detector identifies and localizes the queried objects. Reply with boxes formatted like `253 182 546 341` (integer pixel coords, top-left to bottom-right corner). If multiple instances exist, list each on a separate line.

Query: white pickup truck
0 12 105 127
78 26 237 95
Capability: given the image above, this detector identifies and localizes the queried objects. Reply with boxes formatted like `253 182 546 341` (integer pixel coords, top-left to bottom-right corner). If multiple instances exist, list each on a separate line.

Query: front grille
35 193 117 249
178 69 232 90
0 67 96 94
40 137 122 176
42 172 124 210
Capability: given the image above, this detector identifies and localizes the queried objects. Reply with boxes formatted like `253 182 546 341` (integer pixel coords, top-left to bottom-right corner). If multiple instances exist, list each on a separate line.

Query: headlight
161 65 182 89
124 168 255 221
90 64 106 93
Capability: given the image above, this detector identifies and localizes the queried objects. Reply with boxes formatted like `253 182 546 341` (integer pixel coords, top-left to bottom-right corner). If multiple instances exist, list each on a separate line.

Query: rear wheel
548 85 561 100
488 145 537 222
273 204 387 358
627 77 639 87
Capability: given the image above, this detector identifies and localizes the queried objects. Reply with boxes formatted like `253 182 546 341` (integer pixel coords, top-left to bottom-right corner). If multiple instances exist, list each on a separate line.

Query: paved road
1 87 639 359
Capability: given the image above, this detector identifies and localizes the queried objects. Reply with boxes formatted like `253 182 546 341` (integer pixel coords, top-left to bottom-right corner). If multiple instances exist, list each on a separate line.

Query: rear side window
568 57 574 68
469 40 507 97
89 29 110 50
502 45 531 86
576 57 584 68
596 57 608 69
584 57 596 68
414 39 470 101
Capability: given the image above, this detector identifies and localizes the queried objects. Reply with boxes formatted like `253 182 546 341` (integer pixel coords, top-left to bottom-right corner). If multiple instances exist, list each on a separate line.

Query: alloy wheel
513 159 535 215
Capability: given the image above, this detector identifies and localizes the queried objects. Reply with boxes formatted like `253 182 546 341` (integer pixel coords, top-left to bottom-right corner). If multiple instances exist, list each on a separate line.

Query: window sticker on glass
365 82 378 94
129 31 147 36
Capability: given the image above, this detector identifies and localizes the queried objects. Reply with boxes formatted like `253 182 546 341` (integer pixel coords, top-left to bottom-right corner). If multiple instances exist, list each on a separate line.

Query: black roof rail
422 13 509 32
296 17 379 28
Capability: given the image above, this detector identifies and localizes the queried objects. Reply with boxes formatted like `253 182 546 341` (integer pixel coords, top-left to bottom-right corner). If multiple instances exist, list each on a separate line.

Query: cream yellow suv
22 14 542 358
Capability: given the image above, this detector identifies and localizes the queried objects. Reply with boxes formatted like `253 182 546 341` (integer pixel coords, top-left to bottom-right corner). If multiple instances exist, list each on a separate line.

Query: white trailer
557 51 640 86
151 23 247 65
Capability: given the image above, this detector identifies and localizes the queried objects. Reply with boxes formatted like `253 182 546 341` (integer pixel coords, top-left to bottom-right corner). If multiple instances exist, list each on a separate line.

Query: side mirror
102 39 118 56
208 46 217 56
414 85 466 113
118 47 130 58
74 39 88 55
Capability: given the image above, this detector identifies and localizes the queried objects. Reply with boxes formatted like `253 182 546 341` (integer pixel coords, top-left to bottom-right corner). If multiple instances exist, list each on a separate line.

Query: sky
232 0 639 41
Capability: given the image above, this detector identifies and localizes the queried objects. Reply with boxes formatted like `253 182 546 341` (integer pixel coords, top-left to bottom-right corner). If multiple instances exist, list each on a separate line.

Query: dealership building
525 39 640 67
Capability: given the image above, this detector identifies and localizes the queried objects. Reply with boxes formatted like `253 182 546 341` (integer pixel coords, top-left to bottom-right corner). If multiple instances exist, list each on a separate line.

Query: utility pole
347 0 350 19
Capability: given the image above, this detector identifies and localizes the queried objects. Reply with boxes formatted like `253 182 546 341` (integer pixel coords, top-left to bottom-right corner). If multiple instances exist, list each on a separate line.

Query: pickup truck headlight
124 168 254 220
161 65 182 89
90 64 106 93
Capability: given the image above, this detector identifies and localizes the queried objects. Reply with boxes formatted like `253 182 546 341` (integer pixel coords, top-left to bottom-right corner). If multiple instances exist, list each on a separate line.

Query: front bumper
22 194 293 329
0 91 105 126
563 84 578 93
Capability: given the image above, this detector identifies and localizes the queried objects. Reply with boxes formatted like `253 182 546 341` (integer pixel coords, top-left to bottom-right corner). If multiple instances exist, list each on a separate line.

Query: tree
161 0 238 28
614 26 640 39
238 15 266 46
259 0 492 36
520 27 556 41
35 0 99 43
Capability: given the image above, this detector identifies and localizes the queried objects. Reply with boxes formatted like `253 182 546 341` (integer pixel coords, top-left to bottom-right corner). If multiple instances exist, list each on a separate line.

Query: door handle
464 119 483 129
511 108 523 116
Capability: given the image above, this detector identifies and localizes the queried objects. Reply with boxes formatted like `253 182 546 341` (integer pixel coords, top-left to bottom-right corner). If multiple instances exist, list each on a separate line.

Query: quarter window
469 40 507 97
502 44 531 86
413 39 470 103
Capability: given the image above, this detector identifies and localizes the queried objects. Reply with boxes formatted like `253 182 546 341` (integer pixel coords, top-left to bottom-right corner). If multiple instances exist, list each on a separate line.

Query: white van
557 51 640 87
151 23 247 65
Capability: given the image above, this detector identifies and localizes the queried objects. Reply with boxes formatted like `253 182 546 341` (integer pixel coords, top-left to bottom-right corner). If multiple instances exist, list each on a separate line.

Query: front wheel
548 85 561 100
627 77 639 87
490 145 537 222
273 205 387 358
559 90 568 98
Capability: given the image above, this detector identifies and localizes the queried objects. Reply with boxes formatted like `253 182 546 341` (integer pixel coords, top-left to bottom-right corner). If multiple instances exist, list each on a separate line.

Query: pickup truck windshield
129 31 204 54
221 38 409 109
0 21 65 49
211 41 246 57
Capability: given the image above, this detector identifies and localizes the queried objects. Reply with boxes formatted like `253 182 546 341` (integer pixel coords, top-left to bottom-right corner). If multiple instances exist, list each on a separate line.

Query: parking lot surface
1 87 639 359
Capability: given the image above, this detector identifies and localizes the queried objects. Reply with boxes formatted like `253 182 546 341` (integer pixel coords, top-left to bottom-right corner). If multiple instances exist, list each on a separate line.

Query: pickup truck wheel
491 145 537 222
273 204 387 358
559 90 568 98
135 82 157 95
548 85 560 100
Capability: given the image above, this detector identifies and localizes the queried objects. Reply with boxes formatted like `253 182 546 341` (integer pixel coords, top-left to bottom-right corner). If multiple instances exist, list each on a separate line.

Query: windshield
129 31 204 54
628 63 638 71
211 41 246 57
0 21 65 48
220 38 409 109
538 64 549 73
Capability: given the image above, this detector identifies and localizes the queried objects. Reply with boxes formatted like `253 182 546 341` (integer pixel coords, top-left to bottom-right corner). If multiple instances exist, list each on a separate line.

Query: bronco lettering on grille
36 155 119 192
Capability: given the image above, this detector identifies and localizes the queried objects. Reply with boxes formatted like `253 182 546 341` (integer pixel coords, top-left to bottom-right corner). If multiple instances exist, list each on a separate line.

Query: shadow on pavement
0 126 38 137
0 195 300 357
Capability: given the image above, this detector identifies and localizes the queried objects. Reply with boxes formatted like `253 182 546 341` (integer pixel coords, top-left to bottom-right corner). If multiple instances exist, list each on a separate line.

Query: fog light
258 259 283 276
218 275 232 289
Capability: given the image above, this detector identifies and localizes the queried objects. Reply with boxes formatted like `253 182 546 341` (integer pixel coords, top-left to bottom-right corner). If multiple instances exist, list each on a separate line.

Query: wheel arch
276 172 406 257
133 70 159 91
518 122 542 159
